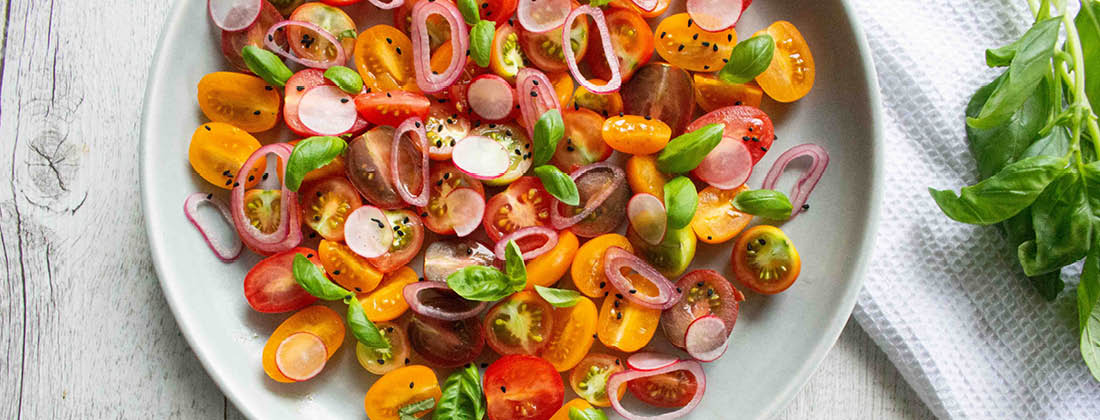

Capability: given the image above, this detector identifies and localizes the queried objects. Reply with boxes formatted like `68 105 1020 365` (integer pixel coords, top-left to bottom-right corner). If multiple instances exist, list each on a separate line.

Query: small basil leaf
1017 164 1098 276
569 407 609 420
505 240 528 291
534 109 565 166
286 136 348 191
323 65 364 94
1021 125 1071 159
292 254 352 301
967 18 1059 129
1079 237 1100 381
656 124 724 173
965 71 1053 179
346 297 391 349
470 20 496 68
242 45 293 87
534 285 581 308
447 265 515 301
663 176 698 230
434 364 485 420
534 165 580 206
928 155 1068 226
458 0 481 25
732 189 793 220
717 34 775 85
398 397 437 420
1076 0 1100 109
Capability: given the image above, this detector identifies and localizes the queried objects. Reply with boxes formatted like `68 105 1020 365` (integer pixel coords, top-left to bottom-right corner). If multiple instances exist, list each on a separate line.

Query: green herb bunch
929 0 1100 379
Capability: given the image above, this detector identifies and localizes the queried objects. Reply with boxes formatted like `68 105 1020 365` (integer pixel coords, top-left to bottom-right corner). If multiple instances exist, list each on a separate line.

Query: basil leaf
434 364 485 420
534 109 565 166
323 65 364 94
657 124 724 173
966 71 1053 179
733 189 793 220
967 18 1059 129
1079 237 1100 381
717 34 775 85
292 254 352 301
534 286 581 308
504 240 528 291
470 20 496 68
346 296 390 349
929 155 1068 226
242 45 293 87
458 0 481 25
1030 270 1066 301
663 176 698 230
286 136 348 191
1076 0 1100 111
534 165 580 206
1018 162 1100 276
337 29 358 41
447 265 516 301
399 398 437 420
1021 125 1071 159
1002 207 1065 300
569 407 609 420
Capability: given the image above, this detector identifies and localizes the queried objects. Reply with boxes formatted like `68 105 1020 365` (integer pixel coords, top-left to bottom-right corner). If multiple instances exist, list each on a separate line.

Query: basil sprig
470 20 496 68
967 18 1060 130
285 136 348 191
291 254 390 350
447 241 526 301
433 364 485 420
569 407 609 420
656 124 724 173
663 176 698 230
717 34 775 85
534 165 580 206
457 0 481 25
534 286 581 308
398 398 437 420
534 110 565 166
242 45 293 87
733 189 793 220
324 66 364 94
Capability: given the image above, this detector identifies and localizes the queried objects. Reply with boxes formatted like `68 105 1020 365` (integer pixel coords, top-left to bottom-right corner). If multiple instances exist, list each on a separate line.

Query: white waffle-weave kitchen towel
847 0 1100 418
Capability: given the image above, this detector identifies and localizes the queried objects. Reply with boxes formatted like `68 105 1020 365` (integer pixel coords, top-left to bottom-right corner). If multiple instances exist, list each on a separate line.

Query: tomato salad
190 0 828 419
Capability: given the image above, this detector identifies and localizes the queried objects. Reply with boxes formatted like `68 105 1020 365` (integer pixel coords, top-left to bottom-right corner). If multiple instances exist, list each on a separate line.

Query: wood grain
0 1 934 419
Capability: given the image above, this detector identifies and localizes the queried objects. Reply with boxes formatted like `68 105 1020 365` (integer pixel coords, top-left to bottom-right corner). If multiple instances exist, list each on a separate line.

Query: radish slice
231 143 302 255
550 162 626 230
517 0 571 33
468 75 517 121
692 137 753 190
493 226 559 260
607 360 706 420
516 68 561 137
686 0 744 32
208 0 262 32
265 20 347 69
604 247 680 310
367 0 405 10
403 282 487 320
184 192 243 262
684 315 729 362
392 118 431 207
298 86 357 135
626 352 680 372
761 144 830 219
563 6 621 94
627 193 666 246
445 188 486 237
630 0 659 11
412 0 468 93
274 332 328 381
344 206 394 258
452 136 510 180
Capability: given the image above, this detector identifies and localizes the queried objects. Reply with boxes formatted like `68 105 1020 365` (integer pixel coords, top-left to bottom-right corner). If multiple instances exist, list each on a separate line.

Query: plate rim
139 0 885 418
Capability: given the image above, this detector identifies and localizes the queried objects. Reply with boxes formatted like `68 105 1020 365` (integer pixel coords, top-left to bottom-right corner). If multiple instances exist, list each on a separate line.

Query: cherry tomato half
627 369 699 408
285 69 369 137
197 72 281 133
585 8 653 82
364 365 442 420
358 266 419 322
188 122 264 190
288 3 357 65
367 209 425 273
693 74 764 112
319 239 383 294
484 355 565 420
601 115 671 155
524 231 579 290
690 185 752 244
354 90 432 127
518 10 589 73
597 292 660 353
220 0 285 72
484 291 555 356
687 105 775 164
653 13 736 73
551 109 612 174
473 123 534 186
262 305 345 383
420 161 486 235
571 233 633 298
490 24 525 82
539 294 597 372
754 21 815 103
300 177 361 242
407 313 485 368
244 248 321 313
571 81 624 118
732 225 802 294
569 353 624 407
661 269 745 349
624 154 672 201
345 126 406 209
355 322 410 375
355 25 419 93
483 176 554 242
395 0 453 52
425 103 472 160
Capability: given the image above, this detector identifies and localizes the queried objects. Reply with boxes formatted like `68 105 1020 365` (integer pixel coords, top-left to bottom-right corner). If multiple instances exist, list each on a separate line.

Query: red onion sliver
265 20 347 69
607 360 706 420
550 162 626 230
391 118 431 207
494 226 559 260
517 0 571 33
403 282 487 320
603 247 680 310
686 0 744 32
563 6 621 94
367 0 405 10
230 143 302 255
630 0 659 12
626 352 680 372
209 0 262 32
761 144 830 219
412 0 468 93
184 192 243 262
516 68 560 136
344 206 394 258
298 86 358 135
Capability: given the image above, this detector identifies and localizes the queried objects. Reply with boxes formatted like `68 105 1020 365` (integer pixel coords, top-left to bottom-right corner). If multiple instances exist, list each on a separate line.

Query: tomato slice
585 8 653 82
472 123 534 186
551 109 612 174
188 123 263 190
693 74 764 112
571 81 624 118
484 355 565 420
548 72 575 106
653 13 736 73
419 161 486 234
354 25 420 93
425 103 472 160
220 0 285 72
661 269 745 348
262 305 345 383
367 209 425 273
358 266 419 322
525 231 579 289
364 365 442 420
690 185 752 244
732 225 802 294
687 105 775 165
571 233 632 298
197 72 281 133
354 90 432 127
244 248 321 313
318 239 383 294
490 24 525 82
754 21 815 103
355 322 410 375
624 154 672 200
483 176 554 242
285 69 369 137
407 313 485 368
484 291 555 355
568 353 625 407
539 294 597 371
299 177 361 242
287 3 357 65
626 369 699 408
345 126 406 209
518 11 589 73
596 291 660 352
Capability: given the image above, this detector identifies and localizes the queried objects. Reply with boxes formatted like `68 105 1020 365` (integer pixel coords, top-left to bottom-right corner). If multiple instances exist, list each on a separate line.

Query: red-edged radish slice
445 188 486 237
274 331 328 381
184 192 243 262
344 206 394 258
493 226 559 260
607 360 706 420
692 137 753 190
603 246 681 310
630 0 659 11
209 0 262 32
517 0 571 33
468 75 517 121
761 144 830 220
686 0 744 32
367 0 405 10
563 6 621 94
684 315 729 362
627 193 666 246
452 135 510 180
626 352 680 372
298 86 357 135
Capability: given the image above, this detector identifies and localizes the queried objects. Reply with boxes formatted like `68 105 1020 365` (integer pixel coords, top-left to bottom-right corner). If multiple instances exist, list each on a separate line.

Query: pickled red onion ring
563 6 621 94
230 143 302 255
603 246 681 310
761 144 830 219
550 162 626 230
411 0 468 93
516 68 561 136
367 0 405 10
493 226 559 260
607 359 706 420
183 192 243 262
265 20 347 69
391 118 431 207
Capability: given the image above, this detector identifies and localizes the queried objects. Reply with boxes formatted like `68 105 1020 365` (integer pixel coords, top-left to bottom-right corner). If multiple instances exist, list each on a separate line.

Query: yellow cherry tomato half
754 21 815 103
357 266 418 322
571 233 633 298
364 365 441 420
197 72 281 133
691 185 753 244
693 74 764 112
525 231 580 290
549 398 596 420
539 295 598 372
601 115 672 155
597 292 660 353
625 154 673 201
318 239 383 294
653 13 736 73
188 122 263 190
572 80 624 117
354 25 419 93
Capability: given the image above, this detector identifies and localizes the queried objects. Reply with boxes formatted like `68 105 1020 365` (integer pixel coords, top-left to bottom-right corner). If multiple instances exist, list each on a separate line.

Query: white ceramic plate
141 1 882 418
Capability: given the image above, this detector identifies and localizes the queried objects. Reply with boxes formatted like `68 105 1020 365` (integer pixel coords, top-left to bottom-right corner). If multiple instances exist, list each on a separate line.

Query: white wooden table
0 1 935 418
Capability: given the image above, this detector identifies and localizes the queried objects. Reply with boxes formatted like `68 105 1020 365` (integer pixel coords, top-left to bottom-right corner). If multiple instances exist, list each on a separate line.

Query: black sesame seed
693 34 699 40
262 173 269 180
500 386 506 393
704 65 710 70
265 85 273 91
758 238 767 245
309 232 317 238
233 182 239 187
409 382 415 389
248 175 255 181
395 47 402 55
415 121 421 128
688 18 693 27
661 31 667 38
761 146 768 151
340 98 349 103
406 358 412 364
386 92 392 98
532 79 540 86
802 204 810 210
742 136 750 141
678 44 686 52
307 253 314 258
206 193 213 200
616 312 623 320
205 125 211 131
566 146 575 152
615 293 624 299
530 91 538 97
629 289 637 294
713 44 719 52
599 281 606 288
735 101 742 106
334 270 341 275
253 110 261 115
377 359 385 364
297 86 305 91
386 38 393 44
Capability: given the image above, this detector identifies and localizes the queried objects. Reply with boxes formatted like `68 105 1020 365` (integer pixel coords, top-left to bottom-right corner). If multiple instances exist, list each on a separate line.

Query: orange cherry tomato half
188 122 264 190
571 233 633 298
732 225 802 294
262 305 345 383
549 399 595 420
357 266 419 322
568 353 625 407
525 231 580 290
539 295 597 372
197 72 281 133
754 21 815 103
548 72 575 106
484 291 556 355
571 80 624 118
596 292 660 353
601 115 672 155
318 239 383 294
364 365 442 420
653 13 736 73
551 108 613 174
625 154 672 200
690 185 753 244
693 74 764 112
354 25 419 93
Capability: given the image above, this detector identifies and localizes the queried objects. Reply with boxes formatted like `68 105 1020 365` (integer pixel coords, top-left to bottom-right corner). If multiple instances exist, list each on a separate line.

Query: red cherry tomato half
660 269 745 349
626 368 700 408
354 90 432 127
687 105 775 164
484 355 565 420
244 248 321 313
483 176 555 242
585 8 654 83
299 176 363 242
550 108 612 173
220 0 285 73
419 161 486 235
366 209 425 273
